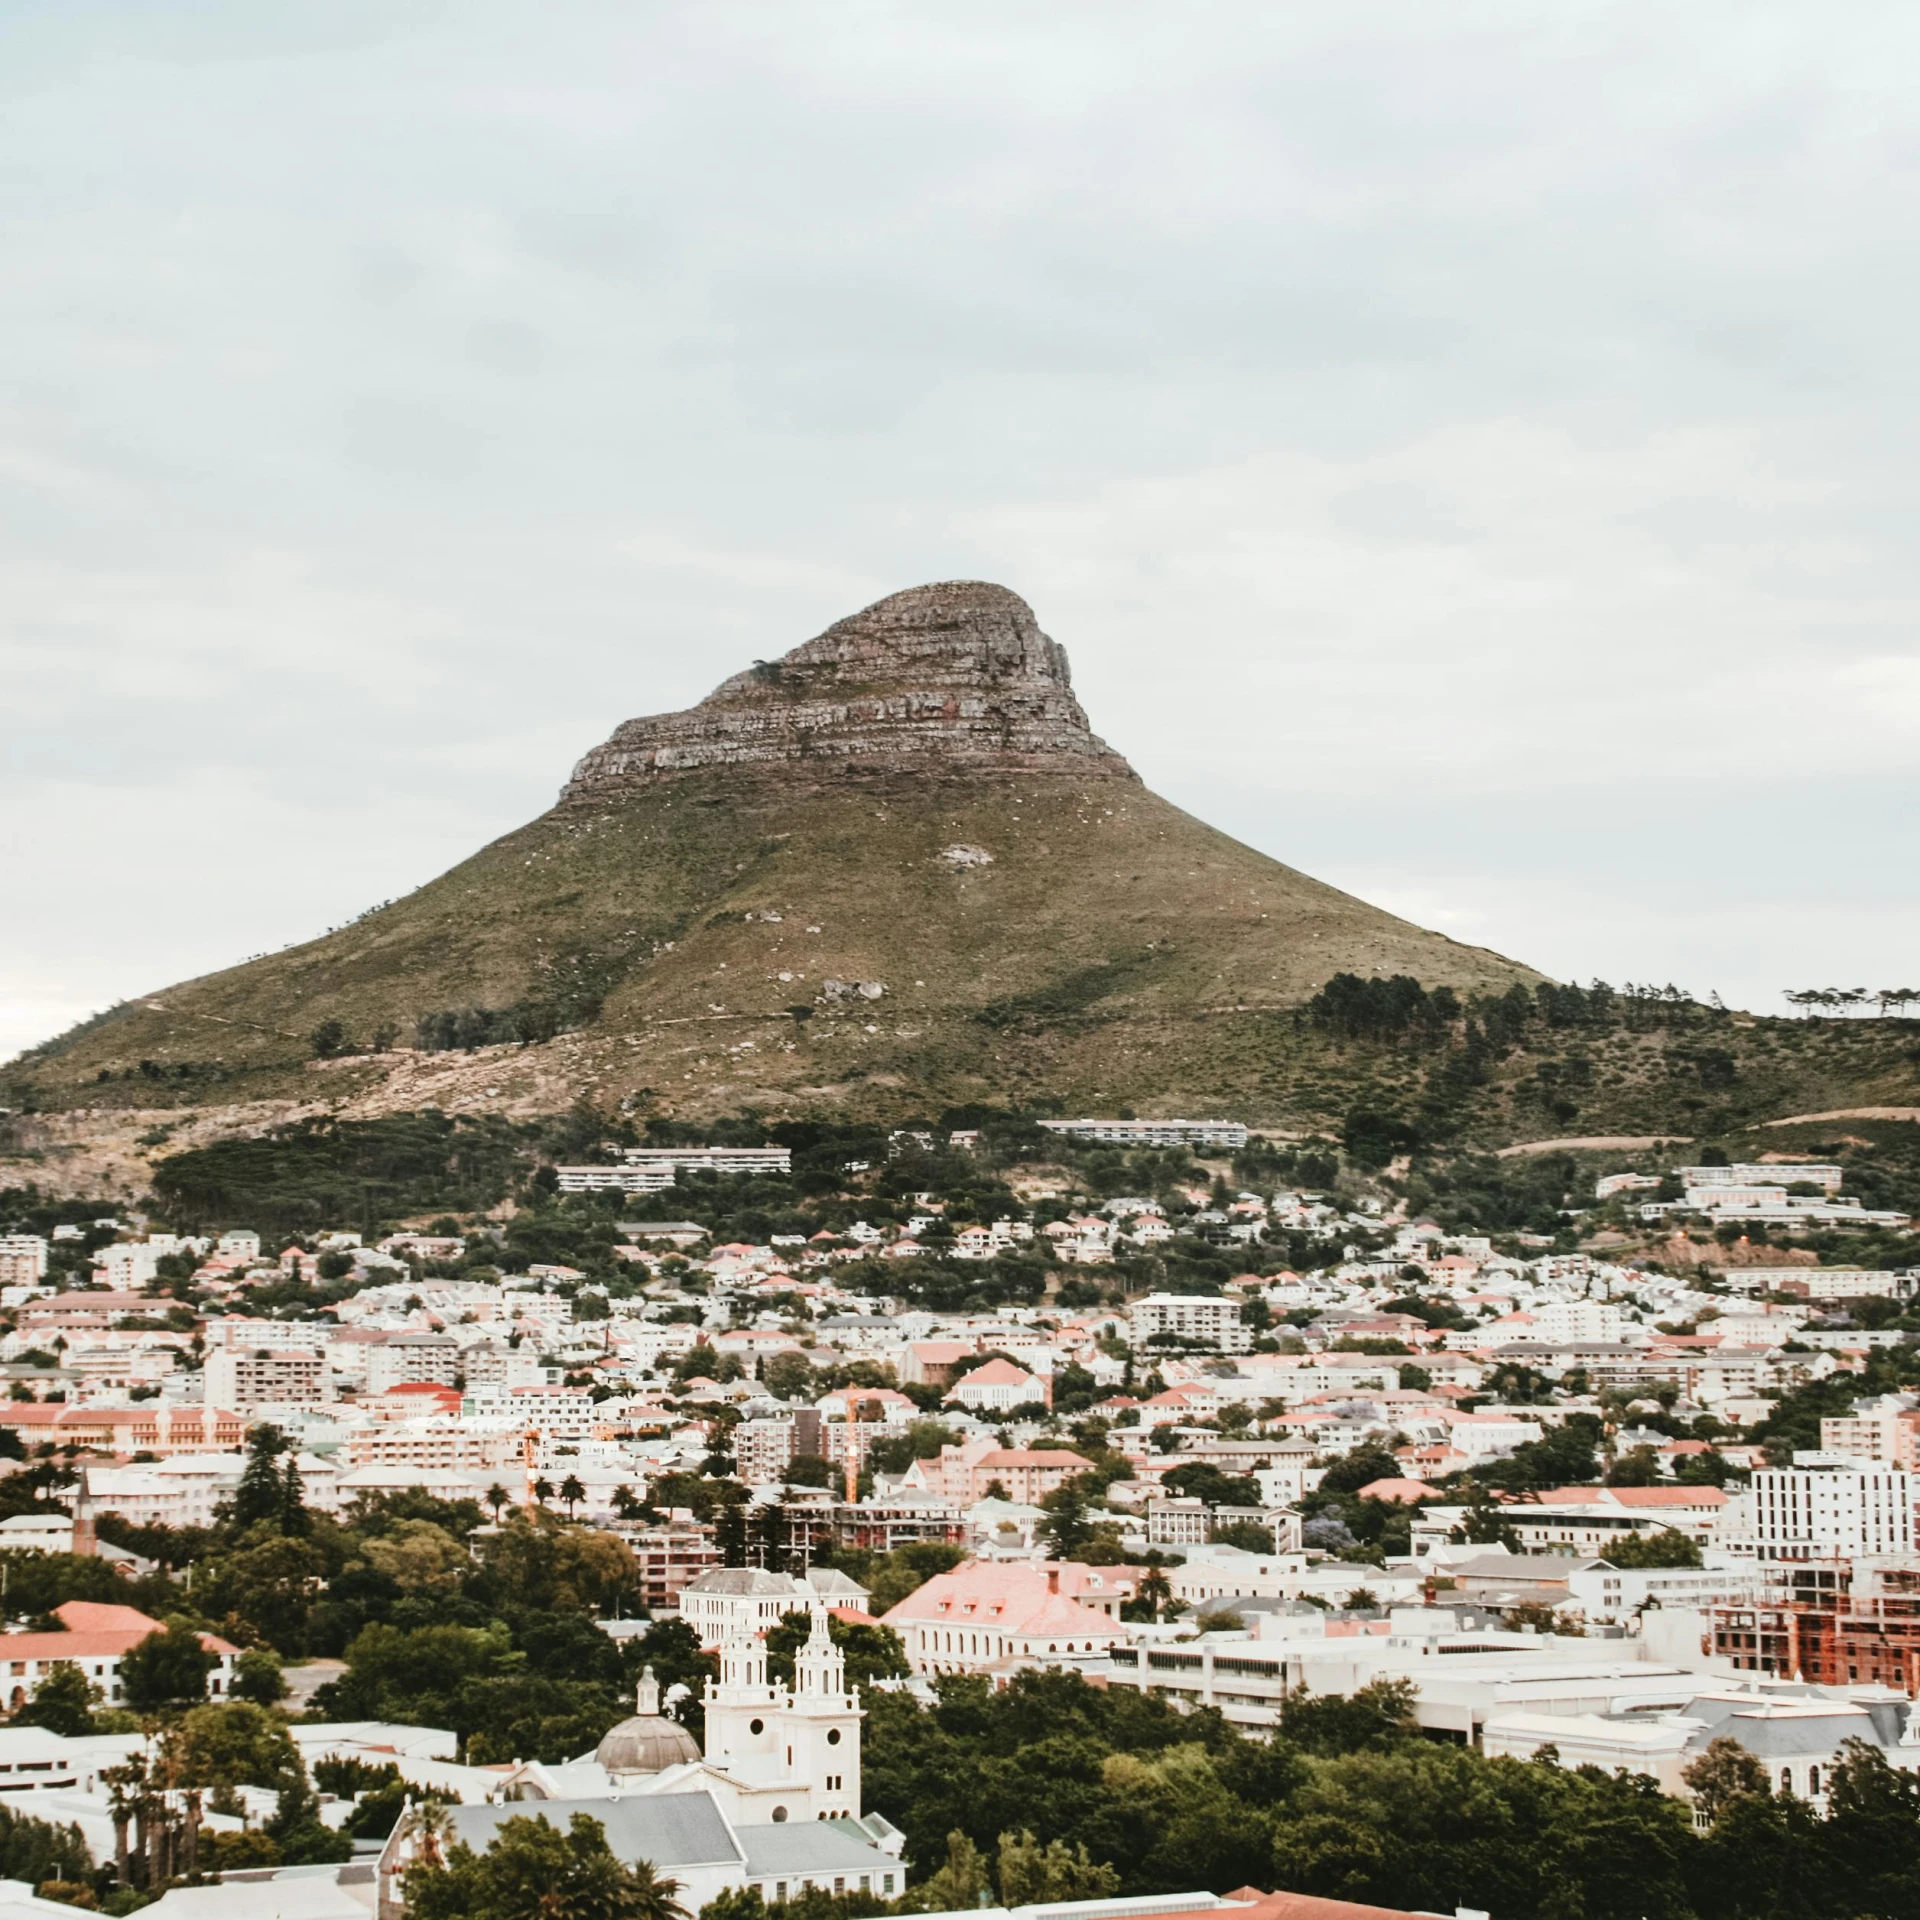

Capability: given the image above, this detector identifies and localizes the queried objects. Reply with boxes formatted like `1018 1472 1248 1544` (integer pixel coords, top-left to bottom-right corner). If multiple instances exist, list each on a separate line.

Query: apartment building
1745 1460 1916 1563
558 1144 793 1193
1037 1119 1248 1149
1128 1292 1251 1353
615 1523 725 1611
0 1237 49 1286
735 1409 825 1487
364 1333 462 1393
1821 1401 1920 1468
202 1347 330 1411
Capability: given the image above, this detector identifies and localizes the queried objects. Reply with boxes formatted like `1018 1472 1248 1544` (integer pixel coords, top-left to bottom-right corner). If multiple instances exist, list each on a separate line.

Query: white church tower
702 1614 863 1821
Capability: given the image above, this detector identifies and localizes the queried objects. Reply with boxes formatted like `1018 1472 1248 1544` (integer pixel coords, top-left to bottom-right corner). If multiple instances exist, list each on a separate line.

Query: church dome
595 1666 701 1777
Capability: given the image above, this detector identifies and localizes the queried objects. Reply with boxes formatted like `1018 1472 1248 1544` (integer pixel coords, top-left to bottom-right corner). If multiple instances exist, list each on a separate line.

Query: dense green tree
0 1803 91 1890
120 1619 214 1712
406 1811 688 1920
14 1663 98 1737
1604 1529 1703 1569
764 1611 909 1691
231 1646 289 1706
1815 1739 1920 1917
171 1700 304 1795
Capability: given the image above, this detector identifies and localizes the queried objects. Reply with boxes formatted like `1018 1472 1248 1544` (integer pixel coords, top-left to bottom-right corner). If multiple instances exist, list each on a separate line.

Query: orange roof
881 1561 1123 1639
0 1601 238 1662
1216 1891 1434 1920
57 1602 159 1634
1538 1485 1727 1509
952 1359 1039 1386
1356 1478 1431 1506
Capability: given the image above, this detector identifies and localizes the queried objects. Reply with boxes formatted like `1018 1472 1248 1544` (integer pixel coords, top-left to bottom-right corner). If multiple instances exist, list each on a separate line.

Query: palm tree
484 1483 510 1525
627 1860 689 1920
559 1473 587 1520
611 1484 646 1521
532 1476 555 1507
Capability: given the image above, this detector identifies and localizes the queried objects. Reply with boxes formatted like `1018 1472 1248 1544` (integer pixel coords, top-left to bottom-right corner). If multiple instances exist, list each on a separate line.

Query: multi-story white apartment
87 1454 251 1528
342 1419 516 1473
92 1242 161 1289
202 1347 330 1412
1744 1459 1916 1563
1527 1300 1624 1343
0 1237 49 1286
1128 1291 1251 1353
364 1333 462 1392
204 1316 332 1351
1820 1399 1920 1468
460 1345 564 1391
734 1409 825 1486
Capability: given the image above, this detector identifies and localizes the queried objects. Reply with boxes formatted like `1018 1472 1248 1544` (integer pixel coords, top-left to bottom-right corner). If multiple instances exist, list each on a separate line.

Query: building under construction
1713 1557 1920 1692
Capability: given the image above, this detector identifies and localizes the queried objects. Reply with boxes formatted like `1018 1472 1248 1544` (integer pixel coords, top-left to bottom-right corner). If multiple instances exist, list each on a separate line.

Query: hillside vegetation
4 768 1537 1124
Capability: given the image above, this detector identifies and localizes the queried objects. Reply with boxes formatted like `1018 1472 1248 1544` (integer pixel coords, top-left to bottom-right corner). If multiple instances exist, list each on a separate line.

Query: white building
676 1566 869 1642
364 1333 462 1392
1682 1164 1843 1193
559 1146 793 1193
92 1243 160 1289
1128 1292 1250 1353
1745 1460 1916 1563
1527 1300 1624 1343
85 1455 253 1529
382 1630 902 1918
1037 1119 1248 1149
0 1237 50 1286
201 1347 330 1412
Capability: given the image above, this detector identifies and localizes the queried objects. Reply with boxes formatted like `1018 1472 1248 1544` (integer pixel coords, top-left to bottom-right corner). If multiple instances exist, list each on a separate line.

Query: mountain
9 582 1539 1127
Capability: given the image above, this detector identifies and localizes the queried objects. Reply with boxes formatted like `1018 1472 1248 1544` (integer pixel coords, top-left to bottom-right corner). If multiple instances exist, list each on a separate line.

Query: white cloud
4 0 1918 1052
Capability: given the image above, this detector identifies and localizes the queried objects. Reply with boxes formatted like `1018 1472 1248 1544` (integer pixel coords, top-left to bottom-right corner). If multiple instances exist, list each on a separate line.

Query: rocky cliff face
560 580 1133 802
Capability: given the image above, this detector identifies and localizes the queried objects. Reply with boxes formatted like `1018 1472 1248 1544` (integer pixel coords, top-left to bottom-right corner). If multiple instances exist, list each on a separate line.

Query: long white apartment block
558 1144 792 1192
1681 1163 1843 1192
1038 1118 1248 1149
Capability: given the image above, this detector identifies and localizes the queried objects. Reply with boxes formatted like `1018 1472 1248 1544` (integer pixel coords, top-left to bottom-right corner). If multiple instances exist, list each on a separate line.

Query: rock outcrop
560 581 1132 802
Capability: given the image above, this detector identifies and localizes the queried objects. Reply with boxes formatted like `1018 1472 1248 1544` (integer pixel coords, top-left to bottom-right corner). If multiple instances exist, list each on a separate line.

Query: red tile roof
0 1600 239 1662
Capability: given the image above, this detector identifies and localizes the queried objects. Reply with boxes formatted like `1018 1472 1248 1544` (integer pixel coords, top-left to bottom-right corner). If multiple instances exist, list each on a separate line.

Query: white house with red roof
945 1358 1048 1413
0 1602 238 1711
882 1561 1127 1677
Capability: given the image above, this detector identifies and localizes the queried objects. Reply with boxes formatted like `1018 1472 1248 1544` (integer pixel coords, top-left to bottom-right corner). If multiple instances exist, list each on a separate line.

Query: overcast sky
6 2 1918 1061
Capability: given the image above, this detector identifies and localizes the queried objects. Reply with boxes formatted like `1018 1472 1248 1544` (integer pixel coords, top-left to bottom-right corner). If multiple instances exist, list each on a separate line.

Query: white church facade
376 1616 903 1918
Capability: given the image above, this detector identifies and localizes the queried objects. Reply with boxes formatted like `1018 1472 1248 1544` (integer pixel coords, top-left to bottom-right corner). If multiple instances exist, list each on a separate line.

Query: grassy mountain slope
7 766 1536 1122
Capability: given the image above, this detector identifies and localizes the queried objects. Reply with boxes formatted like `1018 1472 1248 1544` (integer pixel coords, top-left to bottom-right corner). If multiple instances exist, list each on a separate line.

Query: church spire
715 1624 770 1696
794 1608 847 1699
635 1664 661 1716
